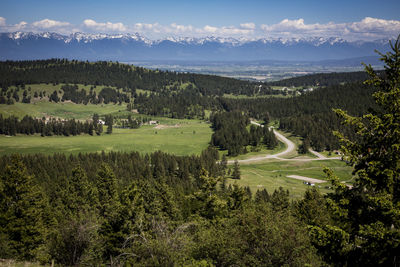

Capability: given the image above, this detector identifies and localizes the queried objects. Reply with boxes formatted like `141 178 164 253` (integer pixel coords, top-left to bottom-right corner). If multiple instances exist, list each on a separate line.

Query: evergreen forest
0 37 399 266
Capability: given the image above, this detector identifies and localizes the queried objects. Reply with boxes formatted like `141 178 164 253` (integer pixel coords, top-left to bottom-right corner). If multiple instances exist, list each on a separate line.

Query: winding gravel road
227 121 341 164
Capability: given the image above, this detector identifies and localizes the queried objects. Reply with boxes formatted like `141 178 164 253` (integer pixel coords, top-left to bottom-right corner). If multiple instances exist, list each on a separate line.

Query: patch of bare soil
154 124 181 130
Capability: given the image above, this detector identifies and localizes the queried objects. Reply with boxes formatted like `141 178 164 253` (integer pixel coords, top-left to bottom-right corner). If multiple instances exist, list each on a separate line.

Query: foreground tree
310 36 400 266
0 156 46 260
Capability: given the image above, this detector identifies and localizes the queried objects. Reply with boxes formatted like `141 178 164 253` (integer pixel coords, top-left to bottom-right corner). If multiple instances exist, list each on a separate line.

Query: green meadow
0 119 212 156
227 159 353 199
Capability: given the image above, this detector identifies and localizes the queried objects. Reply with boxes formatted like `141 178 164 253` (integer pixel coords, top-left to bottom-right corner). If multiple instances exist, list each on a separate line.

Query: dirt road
227 121 341 164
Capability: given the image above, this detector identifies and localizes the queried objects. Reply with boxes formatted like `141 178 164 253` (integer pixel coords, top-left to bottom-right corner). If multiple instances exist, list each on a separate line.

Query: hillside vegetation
0 37 399 266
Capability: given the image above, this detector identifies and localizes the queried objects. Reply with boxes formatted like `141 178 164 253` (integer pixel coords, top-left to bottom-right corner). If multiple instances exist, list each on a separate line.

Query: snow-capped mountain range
0 31 390 61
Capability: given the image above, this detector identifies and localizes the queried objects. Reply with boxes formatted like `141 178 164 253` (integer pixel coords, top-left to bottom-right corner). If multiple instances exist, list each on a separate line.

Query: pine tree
96 123 103 136
96 163 123 260
190 169 226 219
232 160 241 179
105 115 113 134
0 156 46 260
299 136 310 154
310 36 400 266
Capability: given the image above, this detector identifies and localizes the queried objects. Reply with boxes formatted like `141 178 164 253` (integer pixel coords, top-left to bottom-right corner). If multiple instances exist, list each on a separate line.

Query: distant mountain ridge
0 31 391 61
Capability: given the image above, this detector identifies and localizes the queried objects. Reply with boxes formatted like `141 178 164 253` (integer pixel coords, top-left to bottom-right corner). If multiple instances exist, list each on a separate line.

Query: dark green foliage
310 36 400 266
0 155 46 261
210 111 250 156
294 188 331 226
105 114 113 134
49 90 59 102
0 115 100 136
298 136 310 154
269 70 382 87
220 81 377 151
0 147 324 265
269 187 290 212
263 127 278 149
0 59 266 97
232 160 241 180
98 87 129 104
61 84 87 104
135 90 216 119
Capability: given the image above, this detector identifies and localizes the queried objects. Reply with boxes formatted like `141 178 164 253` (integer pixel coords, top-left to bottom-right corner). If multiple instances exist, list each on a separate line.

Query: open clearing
227 159 353 199
0 119 212 156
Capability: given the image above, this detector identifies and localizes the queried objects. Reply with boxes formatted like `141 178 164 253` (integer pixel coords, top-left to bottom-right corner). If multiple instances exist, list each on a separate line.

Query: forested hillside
0 59 381 151
220 82 378 151
268 70 384 87
0 59 269 96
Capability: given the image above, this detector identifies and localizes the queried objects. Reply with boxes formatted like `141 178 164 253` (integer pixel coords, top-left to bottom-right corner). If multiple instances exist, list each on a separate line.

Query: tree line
0 114 107 136
268 70 383 87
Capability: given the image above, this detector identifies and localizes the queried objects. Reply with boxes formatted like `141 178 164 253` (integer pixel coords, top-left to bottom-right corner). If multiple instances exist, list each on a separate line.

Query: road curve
227 121 340 164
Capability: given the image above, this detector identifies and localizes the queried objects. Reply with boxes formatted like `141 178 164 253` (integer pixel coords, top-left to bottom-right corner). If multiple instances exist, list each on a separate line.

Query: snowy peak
5 31 152 45
7 31 65 40
66 32 151 44
0 31 391 61
1 31 386 47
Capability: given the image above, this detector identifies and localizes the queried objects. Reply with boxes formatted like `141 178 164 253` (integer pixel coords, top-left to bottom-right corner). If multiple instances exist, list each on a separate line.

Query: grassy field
224 132 353 199
0 119 212 156
0 101 127 120
227 159 353 199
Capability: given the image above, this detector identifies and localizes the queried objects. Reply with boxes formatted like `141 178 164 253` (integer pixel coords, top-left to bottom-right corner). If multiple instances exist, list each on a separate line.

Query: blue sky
1 0 399 40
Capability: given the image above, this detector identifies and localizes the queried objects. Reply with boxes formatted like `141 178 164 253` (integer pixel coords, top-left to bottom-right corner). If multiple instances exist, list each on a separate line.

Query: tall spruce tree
310 36 400 266
0 156 46 260
232 160 241 180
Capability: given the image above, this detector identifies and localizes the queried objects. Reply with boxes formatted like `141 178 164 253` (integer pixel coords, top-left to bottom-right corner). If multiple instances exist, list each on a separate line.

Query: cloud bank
0 16 399 41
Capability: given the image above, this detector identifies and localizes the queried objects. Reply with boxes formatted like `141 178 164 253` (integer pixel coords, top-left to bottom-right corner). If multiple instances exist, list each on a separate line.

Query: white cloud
203 25 218 33
240 22 256 30
260 17 400 41
170 23 193 33
0 16 398 41
83 19 127 32
0 17 6 27
0 17 28 32
32 19 70 29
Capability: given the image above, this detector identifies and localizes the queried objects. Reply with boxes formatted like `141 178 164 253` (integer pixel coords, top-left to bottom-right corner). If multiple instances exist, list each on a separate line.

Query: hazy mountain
0 32 390 61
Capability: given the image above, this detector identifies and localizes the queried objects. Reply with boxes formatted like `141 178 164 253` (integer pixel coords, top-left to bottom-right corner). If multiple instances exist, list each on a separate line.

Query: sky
0 0 399 41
